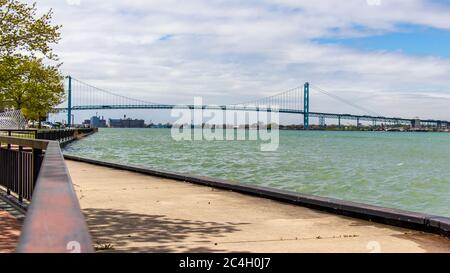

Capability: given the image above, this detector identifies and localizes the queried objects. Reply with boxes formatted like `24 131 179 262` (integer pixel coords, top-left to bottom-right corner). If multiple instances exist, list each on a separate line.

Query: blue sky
315 24 450 58
34 0 450 124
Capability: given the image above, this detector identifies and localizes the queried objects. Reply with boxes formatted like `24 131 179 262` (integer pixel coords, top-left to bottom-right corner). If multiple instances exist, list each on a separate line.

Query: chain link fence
0 110 27 129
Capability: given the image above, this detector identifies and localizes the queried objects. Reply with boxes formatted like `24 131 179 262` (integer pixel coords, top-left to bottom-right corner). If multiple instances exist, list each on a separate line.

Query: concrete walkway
66 160 450 253
0 197 23 253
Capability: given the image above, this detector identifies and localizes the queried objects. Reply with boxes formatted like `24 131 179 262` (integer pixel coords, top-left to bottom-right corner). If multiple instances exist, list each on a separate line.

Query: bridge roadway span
56 104 448 126
66 159 450 253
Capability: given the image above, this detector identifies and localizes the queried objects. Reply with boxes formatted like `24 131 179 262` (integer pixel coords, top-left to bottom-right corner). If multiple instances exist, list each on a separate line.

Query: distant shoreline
90 127 449 133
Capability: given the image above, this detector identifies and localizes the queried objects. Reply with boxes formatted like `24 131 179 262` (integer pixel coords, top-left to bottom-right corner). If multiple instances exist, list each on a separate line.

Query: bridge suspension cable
65 76 384 117
68 77 164 108
310 84 381 116
231 86 304 111
64 76 307 112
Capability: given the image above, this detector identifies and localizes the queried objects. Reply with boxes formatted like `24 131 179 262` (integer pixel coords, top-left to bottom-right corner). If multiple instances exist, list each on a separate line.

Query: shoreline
64 154 449 238
90 127 450 133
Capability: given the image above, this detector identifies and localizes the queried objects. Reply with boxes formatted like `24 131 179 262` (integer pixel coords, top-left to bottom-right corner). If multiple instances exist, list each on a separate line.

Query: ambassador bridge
55 76 449 129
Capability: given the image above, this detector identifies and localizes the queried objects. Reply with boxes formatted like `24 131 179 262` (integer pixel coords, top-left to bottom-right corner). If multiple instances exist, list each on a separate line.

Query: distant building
108 118 146 128
81 119 91 128
90 116 107 128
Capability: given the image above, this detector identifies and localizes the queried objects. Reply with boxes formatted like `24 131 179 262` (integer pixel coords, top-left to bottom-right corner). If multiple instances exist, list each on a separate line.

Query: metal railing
0 128 97 143
0 137 45 202
36 128 96 143
0 134 94 253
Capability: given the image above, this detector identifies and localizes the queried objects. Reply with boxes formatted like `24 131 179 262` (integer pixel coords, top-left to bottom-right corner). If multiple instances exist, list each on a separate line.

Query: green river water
64 129 450 217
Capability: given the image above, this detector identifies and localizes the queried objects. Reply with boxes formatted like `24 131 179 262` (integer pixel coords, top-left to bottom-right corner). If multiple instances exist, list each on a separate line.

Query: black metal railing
36 128 96 143
0 137 45 202
0 128 97 143
0 134 94 252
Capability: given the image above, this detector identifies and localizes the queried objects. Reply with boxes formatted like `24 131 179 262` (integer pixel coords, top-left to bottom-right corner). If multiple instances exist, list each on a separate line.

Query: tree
0 0 63 123
0 0 61 59
2 57 64 124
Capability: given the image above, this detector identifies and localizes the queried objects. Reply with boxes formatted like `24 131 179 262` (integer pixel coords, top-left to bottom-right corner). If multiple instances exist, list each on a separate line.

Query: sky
35 0 450 124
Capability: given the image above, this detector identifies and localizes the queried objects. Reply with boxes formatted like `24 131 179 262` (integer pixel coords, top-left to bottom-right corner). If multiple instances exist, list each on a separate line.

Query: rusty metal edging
17 142 94 253
0 136 48 150
64 154 450 237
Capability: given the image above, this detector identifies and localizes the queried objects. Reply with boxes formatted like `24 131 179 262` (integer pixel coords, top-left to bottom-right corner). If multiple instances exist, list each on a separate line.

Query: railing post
7 131 11 149
5 138 11 196
18 146 23 203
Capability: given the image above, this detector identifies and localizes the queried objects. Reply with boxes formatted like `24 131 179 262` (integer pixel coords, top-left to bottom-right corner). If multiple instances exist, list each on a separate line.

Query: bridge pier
319 116 325 128
411 119 421 128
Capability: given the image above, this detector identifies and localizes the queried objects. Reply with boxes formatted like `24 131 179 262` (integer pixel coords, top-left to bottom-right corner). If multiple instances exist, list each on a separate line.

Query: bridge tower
304 82 310 130
319 116 325 127
67 76 72 127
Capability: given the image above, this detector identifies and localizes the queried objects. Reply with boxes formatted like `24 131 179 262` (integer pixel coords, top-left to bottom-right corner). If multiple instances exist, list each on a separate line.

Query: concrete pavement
66 160 450 253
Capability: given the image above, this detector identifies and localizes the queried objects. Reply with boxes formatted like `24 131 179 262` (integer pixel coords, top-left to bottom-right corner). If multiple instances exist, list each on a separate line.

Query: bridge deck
66 160 449 253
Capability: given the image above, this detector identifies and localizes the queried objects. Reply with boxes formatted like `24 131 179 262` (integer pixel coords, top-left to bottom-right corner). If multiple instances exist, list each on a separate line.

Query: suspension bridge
55 76 449 129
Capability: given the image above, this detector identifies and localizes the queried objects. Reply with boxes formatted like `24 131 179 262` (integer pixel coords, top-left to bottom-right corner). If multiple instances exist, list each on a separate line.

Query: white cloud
36 0 450 120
